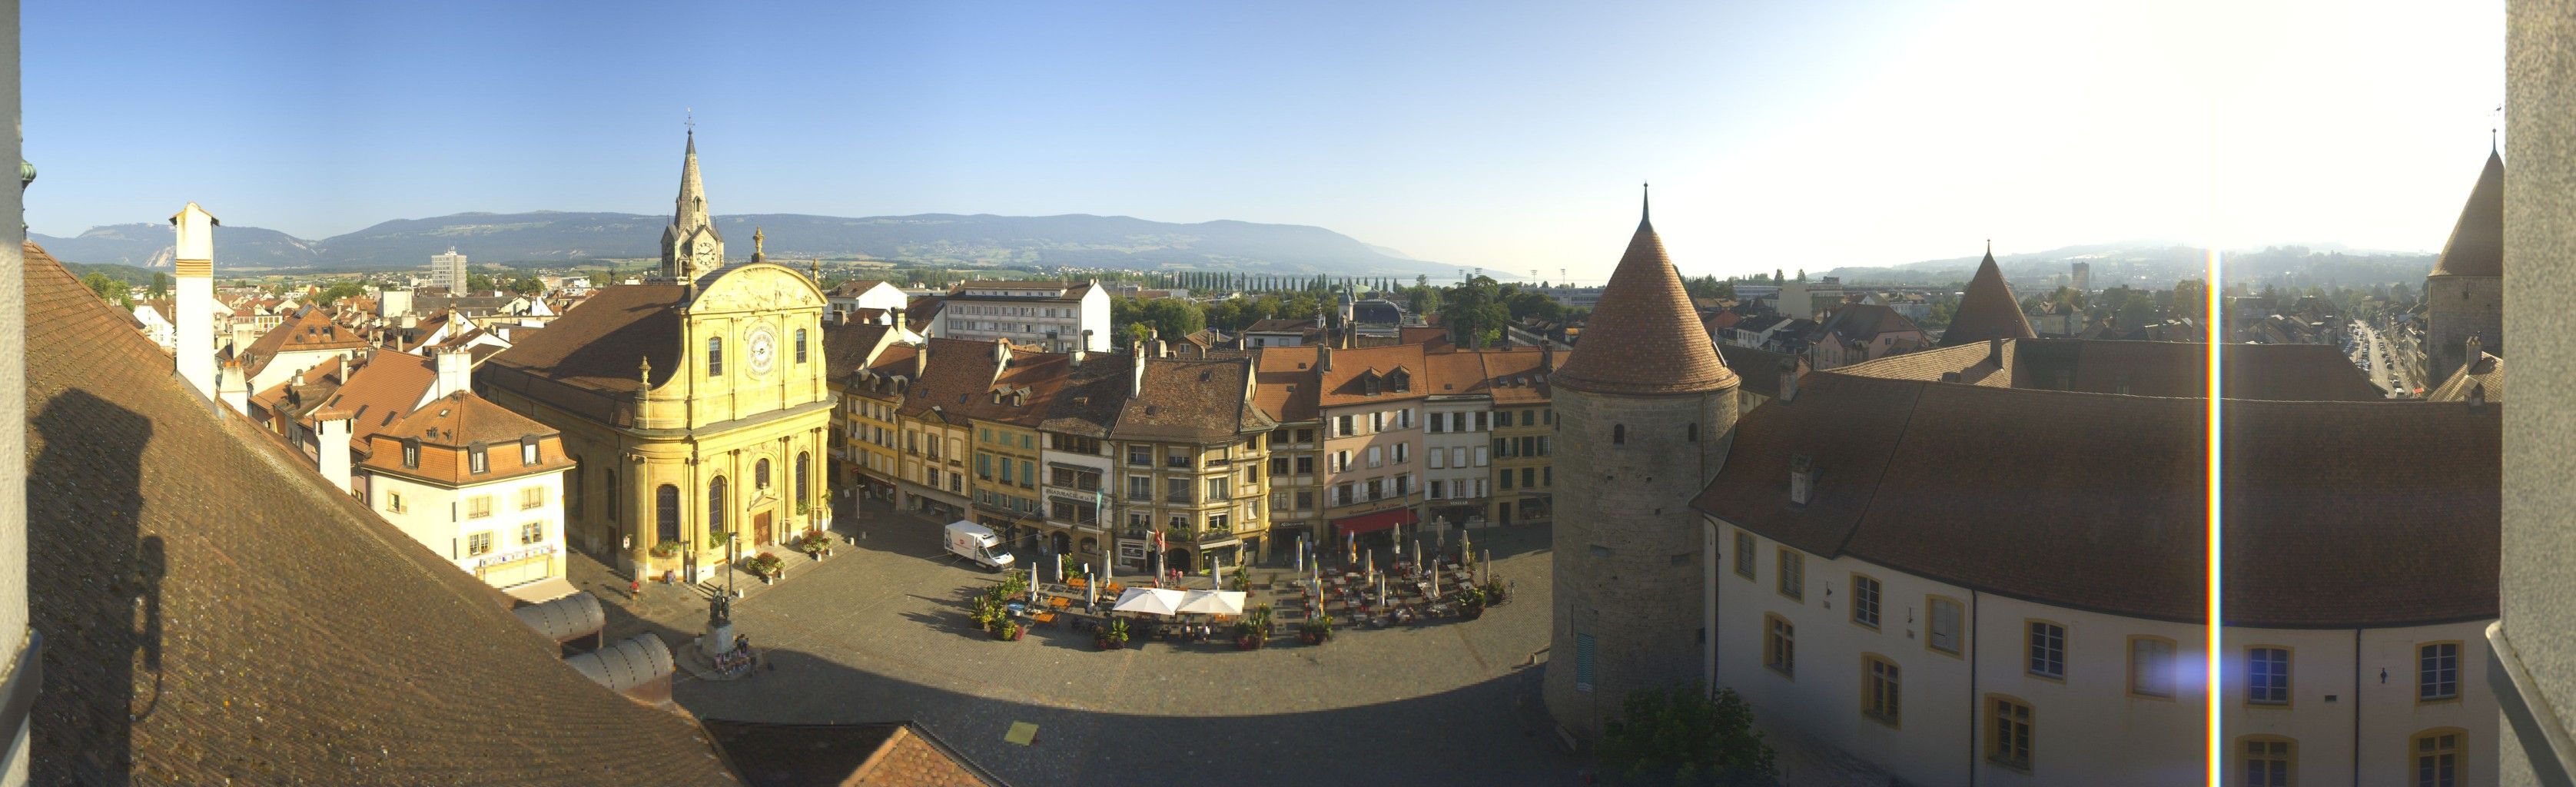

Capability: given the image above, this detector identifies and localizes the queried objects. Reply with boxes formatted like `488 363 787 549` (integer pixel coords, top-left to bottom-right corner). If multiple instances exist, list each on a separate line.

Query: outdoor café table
1049 596 1072 609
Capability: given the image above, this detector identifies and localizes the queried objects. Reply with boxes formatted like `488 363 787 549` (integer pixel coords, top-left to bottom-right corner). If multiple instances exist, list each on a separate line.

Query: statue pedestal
704 620 735 658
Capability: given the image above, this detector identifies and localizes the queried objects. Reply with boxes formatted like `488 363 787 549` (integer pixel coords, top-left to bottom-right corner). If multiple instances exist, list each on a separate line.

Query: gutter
2488 620 2576 786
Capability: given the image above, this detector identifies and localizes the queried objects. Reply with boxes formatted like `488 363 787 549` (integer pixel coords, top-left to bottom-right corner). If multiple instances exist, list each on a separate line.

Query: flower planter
1236 636 1266 651
1298 630 1329 646
1459 605 1485 621
1095 638 1125 650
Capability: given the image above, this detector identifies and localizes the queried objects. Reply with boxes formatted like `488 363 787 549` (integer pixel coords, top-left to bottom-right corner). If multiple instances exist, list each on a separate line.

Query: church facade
480 131 834 582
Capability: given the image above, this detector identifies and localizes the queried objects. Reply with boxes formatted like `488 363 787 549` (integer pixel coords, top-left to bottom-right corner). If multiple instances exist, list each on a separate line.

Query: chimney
434 345 472 400
1541 344 1555 373
315 411 355 494
171 202 220 400
1071 331 1089 367
1987 337 2003 367
1788 454 1816 505
1778 360 1798 403
1317 345 1333 372
912 341 928 380
216 356 249 416
1130 345 1148 397
2465 335 2483 367
891 307 908 336
1153 339 1169 358
992 338 1012 364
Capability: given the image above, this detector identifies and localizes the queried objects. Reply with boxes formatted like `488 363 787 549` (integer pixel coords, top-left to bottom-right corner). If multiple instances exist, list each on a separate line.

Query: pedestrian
630 579 642 599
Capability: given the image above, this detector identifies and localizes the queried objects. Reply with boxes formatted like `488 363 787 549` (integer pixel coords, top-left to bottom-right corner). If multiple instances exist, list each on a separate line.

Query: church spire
659 121 726 281
675 126 709 230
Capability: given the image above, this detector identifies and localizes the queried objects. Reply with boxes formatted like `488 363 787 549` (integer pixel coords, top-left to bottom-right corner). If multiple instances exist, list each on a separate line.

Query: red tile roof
1553 211 1737 395
2429 150 2505 277
19 242 738 785
1252 345 1322 423
1935 249 2035 347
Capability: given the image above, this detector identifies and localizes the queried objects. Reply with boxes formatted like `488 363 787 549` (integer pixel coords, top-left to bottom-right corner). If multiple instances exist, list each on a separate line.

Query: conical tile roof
2430 150 2504 277
1937 247 2034 347
1554 197 1738 396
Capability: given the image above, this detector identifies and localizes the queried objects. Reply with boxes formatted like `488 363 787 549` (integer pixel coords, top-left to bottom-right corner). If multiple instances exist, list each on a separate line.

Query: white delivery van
943 520 1014 571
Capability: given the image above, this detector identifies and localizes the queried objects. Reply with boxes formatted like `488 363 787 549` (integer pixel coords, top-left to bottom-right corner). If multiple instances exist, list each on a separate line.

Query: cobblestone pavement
573 499 1585 787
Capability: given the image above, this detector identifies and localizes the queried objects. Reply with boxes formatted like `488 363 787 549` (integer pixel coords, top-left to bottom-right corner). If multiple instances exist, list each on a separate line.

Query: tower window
1688 423 1699 442
708 337 724 374
795 328 809 364
1612 424 1625 445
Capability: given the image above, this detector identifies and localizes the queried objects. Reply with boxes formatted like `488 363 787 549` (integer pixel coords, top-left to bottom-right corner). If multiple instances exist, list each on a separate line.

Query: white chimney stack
216 356 248 417
171 202 219 400
434 345 472 400
316 412 355 494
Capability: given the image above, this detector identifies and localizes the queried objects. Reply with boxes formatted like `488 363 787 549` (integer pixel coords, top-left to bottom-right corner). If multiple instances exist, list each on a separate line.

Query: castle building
1699 340 2495 786
2423 148 2504 385
1543 194 1741 741
480 131 834 583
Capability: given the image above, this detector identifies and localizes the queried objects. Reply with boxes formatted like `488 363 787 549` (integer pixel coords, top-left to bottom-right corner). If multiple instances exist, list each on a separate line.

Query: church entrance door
753 512 772 546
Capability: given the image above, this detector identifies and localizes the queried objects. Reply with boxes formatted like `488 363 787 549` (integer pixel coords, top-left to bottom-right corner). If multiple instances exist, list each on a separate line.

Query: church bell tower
660 124 725 282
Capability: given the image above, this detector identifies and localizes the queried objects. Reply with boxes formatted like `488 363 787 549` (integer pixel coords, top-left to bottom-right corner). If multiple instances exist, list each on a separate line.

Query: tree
509 275 545 296
1596 684 1777 786
148 272 171 300
312 281 367 307
466 272 496 294
2169 279 2209 322
81 272 132 308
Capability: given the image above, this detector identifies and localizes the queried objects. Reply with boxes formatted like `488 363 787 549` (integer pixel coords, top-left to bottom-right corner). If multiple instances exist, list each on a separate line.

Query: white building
825 279 910 321
933 280 1110 353
354 350 575 594
430 247 469 293
132 301 177 350
1691 340 2496 787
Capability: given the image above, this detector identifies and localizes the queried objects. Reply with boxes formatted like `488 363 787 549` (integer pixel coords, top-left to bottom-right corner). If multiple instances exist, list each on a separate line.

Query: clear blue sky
27 1 2502 281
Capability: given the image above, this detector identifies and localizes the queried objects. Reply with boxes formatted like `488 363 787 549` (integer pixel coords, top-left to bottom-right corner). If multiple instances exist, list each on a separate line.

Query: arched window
795 452 811 506
795 328 809 364
1688 423 1699 442
656 484 680 543
1612 424 1625 445
709 477 729 532
756 459 772 490
708 337 724 374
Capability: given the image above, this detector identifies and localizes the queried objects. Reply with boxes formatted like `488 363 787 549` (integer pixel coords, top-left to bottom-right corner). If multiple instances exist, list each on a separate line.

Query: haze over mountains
31 211 1458 277
1821 241 2436 289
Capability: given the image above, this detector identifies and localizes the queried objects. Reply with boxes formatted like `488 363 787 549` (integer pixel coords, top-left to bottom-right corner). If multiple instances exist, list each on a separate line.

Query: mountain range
32 211 1455 277
1818 241 2437 289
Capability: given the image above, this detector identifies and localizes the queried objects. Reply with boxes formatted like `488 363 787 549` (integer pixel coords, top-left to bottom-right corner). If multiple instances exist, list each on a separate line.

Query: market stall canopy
1111 586 1187 616
1175 589 1247 616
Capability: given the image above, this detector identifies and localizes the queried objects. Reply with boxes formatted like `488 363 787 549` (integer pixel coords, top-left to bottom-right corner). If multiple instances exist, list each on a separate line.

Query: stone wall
1543 385 1735 741
2425 273 2502 384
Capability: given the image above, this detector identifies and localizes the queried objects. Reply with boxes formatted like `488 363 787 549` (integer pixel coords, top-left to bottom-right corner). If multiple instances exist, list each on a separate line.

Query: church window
756 458 772 490
656 484 679 543
708 337 724 374
708 477 729 533
795 328 808 364
796 452 810 504
606 470 619 523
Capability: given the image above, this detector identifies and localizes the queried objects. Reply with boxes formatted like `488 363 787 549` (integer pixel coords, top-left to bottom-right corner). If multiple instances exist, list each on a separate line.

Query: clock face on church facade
745 324 777 377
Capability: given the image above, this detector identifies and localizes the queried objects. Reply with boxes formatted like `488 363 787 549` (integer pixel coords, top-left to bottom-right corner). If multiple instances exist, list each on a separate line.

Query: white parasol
1110 586 1187 616
1175 589 1247 616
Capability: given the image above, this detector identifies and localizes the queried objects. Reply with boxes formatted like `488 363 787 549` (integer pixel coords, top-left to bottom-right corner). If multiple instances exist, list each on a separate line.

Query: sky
26 0 2503 282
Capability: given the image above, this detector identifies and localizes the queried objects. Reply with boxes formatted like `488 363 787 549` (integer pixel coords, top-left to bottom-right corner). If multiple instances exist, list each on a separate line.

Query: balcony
1164 493 1195 505
1164 457 1192 469
1127 491 1153 502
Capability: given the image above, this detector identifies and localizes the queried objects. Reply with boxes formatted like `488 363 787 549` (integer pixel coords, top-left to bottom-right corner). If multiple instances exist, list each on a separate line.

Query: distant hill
1821 241 2435 290
35 211 1451 277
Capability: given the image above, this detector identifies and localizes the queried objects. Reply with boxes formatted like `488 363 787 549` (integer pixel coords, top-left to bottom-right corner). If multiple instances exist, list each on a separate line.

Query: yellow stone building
1110 354 1275 572
480 133 833 582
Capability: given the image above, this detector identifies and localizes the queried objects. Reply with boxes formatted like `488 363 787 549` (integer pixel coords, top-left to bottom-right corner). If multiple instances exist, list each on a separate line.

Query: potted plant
649 541 682 560
1455 586 1487 620
792 530 832 557
994 619 1024 641
971 596 1003 633
1096 618 1130 650
748 552 785 581
1298 614 1334 645
1234 605 1275 649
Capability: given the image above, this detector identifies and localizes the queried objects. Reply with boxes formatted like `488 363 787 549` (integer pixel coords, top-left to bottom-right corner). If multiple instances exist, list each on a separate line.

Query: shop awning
1331 506 1418 536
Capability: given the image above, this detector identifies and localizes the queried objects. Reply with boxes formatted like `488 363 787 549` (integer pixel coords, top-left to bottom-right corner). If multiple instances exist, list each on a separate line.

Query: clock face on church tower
745 325 778 377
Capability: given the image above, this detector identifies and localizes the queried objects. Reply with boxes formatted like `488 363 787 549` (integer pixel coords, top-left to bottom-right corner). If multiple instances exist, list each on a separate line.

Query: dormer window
521 436 539 466
469 443 490 474
401 438 420 469
1361 374 1380 396
1388 370 1410 392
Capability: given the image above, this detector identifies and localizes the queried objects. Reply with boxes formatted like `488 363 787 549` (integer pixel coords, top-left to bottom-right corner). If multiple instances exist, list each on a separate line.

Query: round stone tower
2425 148 2504 386
1543 191 1739 742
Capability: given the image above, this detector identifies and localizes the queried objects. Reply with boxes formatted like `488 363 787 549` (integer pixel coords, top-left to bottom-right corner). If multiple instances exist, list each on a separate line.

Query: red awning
1331 506 1418 536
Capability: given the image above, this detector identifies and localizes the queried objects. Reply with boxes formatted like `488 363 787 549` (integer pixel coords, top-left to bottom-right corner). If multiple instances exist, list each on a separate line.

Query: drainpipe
2353 627 2362 787
1968 589 1980 787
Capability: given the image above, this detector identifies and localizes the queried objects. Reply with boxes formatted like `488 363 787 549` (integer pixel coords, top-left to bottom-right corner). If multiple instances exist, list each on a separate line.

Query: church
480 129 835 583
